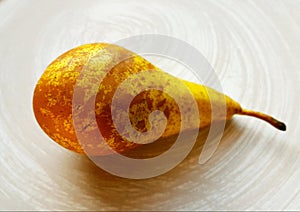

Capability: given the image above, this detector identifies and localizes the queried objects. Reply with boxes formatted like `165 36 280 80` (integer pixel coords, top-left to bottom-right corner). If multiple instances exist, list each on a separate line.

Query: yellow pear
33 43 286 155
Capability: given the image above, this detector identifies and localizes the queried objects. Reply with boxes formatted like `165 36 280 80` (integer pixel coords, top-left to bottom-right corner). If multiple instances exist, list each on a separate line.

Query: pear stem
238 109 286 131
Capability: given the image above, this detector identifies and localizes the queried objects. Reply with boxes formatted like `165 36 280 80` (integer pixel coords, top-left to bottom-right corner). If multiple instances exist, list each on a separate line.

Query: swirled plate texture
0 0 299 210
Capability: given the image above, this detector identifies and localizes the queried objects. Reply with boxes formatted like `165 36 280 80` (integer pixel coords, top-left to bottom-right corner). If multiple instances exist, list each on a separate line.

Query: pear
33 43 286 155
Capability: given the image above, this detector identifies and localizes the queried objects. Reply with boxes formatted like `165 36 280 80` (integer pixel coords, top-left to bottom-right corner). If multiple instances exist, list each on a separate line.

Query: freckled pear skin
33 43 286 155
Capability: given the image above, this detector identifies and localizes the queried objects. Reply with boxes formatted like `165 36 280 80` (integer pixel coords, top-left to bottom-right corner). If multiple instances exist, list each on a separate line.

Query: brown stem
238 109 286 131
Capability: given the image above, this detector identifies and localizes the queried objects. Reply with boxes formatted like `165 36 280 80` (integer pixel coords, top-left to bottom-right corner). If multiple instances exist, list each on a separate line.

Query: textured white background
1 0 300 210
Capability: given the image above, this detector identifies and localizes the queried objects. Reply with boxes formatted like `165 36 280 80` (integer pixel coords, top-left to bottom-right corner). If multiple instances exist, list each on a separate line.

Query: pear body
33 43 243 155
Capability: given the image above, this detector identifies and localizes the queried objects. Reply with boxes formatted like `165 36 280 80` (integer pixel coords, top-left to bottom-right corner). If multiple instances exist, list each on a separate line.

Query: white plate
0 0 299 210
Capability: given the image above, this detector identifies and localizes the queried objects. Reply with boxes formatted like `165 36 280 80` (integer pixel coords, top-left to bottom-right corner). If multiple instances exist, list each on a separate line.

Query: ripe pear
33 43 286 155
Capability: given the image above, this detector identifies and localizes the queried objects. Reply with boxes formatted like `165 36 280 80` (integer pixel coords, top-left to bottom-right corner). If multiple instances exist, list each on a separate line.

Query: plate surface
0 0 299 210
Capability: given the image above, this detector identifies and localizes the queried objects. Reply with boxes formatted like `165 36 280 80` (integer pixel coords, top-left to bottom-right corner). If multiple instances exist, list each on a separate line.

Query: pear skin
33 43 286 155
